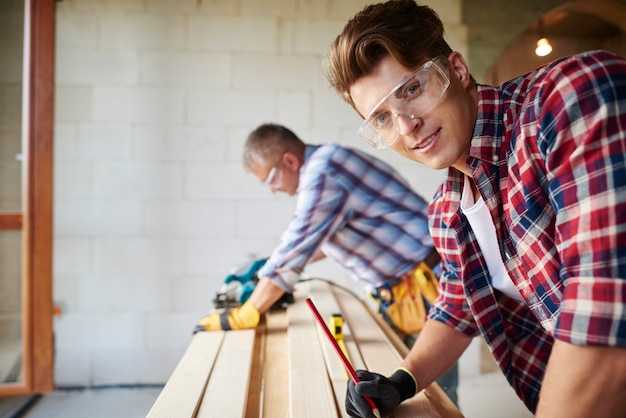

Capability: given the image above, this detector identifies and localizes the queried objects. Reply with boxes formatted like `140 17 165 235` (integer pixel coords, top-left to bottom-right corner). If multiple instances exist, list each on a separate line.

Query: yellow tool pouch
372 262 439 335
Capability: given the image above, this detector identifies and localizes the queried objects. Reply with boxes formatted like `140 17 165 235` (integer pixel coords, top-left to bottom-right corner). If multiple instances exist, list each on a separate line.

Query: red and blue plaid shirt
428 50 626 412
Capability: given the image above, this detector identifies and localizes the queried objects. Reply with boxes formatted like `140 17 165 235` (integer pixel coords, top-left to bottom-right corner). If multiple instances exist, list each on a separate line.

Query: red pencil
305 297 382 418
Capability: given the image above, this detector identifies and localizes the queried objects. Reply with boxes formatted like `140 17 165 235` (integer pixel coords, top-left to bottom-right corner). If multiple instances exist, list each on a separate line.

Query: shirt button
492 155 499 162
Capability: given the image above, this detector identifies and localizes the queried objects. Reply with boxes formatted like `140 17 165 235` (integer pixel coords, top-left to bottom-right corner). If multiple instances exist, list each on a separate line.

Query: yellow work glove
193 300 260 333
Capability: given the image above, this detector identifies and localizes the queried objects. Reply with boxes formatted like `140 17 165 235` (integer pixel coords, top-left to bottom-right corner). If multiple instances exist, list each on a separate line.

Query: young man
194 123 459 405
325 1 626 417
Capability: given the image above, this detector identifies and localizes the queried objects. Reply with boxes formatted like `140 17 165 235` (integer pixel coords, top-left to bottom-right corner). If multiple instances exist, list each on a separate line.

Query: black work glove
345 368 417 418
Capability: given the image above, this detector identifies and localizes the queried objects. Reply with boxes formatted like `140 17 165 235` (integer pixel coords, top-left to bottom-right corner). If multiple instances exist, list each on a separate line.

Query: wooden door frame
0 0 55 396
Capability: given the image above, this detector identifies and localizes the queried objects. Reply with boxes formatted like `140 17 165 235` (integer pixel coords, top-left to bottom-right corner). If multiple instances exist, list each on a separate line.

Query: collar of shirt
467 84 506 172
296 144 322 194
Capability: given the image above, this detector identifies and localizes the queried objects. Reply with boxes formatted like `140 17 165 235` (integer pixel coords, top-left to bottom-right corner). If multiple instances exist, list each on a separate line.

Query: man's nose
394 112 418 135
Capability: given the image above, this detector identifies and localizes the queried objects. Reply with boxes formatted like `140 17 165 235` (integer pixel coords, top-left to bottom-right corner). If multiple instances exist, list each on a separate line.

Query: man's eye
403 80 423 99
373 112 391 128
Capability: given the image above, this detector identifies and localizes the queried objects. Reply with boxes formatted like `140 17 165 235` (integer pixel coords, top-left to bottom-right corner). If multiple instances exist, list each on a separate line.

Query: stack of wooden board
147 280 463 417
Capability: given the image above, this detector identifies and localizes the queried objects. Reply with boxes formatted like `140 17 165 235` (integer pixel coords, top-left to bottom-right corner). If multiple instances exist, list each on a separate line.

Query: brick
93 238 185 275
171 275 217 312
231 54 320 90
187 88 277 126
57 0 145 13
145 312 199 350
78 124 133 160
93 348 185 385
77 274 172 313
236 199 296 237
312 90 363 128
134 125 226 162
53 348 92 386
293 19 348 55
186 162 264 199
188 16 278 53
143 201 238 237
54 200 143 236
54 312 144 350
55 12 98 48
185 237 276 275
140 51 231 88
54 124 79 160
54 161 92 198
56 49 138 85
93 161 184 199
99 13 185 49
432 0 462 24
55 86 93 123
277 91 311 126
93 86 185 124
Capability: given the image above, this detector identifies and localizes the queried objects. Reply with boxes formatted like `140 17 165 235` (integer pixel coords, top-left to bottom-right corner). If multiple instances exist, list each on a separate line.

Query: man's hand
193 300 260 333
345 368 416 417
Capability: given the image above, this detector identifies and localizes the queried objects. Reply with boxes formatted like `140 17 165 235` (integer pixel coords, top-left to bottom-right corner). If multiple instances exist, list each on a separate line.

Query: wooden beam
146 332 224 418
244 318 266 418
289 282 339 417
307 280 356 418
197 330 256 417
262 310 289 417
0 213 22 230
23 0 55 394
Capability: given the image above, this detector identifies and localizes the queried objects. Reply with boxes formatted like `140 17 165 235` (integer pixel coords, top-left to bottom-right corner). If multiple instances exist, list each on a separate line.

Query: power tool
212 257 294 310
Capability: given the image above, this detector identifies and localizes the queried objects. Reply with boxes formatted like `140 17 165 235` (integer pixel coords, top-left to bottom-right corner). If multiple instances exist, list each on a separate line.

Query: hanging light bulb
535 37 553 57
534 18 552 57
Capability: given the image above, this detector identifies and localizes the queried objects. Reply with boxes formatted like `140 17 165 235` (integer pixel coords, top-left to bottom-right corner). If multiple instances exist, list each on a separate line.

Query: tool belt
371 250 440 335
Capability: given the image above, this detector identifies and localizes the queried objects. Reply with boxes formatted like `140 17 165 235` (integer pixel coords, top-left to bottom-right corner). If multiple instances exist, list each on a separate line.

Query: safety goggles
359 55 450 149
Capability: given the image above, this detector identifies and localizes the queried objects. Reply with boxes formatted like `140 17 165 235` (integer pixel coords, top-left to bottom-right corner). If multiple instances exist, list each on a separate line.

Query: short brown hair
324 0 452 111
242 123 305 171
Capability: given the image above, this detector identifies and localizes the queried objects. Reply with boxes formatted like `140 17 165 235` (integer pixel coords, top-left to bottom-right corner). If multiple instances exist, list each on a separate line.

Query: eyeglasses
359 55 450 149
263 165 279 186
262 156 284 189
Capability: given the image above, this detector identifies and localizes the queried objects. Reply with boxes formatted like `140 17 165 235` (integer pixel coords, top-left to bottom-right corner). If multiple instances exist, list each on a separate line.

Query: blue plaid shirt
259 143 434 291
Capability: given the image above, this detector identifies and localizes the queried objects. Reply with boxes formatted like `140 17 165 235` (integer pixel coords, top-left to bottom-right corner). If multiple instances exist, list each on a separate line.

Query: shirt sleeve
429 264 481 338
537 51 626 346
258 168 349 292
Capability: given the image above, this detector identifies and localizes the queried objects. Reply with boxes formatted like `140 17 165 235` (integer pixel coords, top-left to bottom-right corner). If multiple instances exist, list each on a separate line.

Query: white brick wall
53 0 466 386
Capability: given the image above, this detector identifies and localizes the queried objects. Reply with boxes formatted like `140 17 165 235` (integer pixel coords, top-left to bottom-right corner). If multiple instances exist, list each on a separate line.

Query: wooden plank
147 332 225 418
288 282 340 417
197 329 256 417
25 0 56 394
262 310 289 418
0 213 22 230
244 317 266 418
307 280 355 418
332 285 460 418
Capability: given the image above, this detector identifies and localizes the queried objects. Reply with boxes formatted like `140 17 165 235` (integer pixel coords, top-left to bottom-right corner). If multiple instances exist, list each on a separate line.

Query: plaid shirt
429 50 626 412
259 143 434 291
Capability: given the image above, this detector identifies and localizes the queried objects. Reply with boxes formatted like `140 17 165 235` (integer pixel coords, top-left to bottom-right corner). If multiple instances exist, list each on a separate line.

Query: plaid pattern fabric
429 50 626 412
259 143 434 291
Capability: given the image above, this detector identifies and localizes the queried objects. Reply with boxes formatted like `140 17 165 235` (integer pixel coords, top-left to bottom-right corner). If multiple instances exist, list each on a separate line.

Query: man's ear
448 52 472 88
282 151 301 170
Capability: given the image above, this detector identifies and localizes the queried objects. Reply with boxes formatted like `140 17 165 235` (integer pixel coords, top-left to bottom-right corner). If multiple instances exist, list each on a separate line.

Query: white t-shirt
460 176 523 301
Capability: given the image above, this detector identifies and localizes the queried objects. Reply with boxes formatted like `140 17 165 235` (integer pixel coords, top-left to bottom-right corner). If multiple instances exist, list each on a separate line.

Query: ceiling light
535 37 552 57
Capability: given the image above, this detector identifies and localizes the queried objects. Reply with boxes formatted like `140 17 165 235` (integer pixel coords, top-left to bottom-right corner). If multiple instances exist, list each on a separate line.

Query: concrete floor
1 371 532 418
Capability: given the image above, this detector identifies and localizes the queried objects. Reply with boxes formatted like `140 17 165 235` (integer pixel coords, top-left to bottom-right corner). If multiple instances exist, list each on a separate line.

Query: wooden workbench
147 280 463 417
